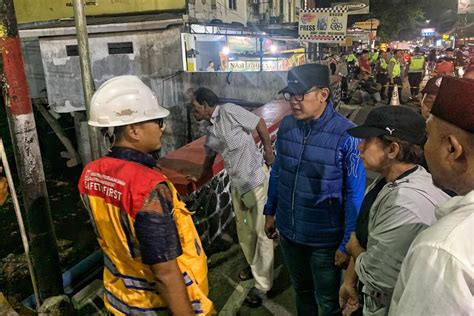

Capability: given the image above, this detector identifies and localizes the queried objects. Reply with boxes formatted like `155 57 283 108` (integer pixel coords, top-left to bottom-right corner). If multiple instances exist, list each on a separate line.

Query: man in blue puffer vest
264 64 366 315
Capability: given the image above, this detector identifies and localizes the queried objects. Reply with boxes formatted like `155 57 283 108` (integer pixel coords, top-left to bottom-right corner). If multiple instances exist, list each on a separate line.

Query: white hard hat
89 75 170 127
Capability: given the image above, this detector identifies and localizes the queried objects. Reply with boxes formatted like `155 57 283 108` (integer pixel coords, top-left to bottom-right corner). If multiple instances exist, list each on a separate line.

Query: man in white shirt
389 76 474 315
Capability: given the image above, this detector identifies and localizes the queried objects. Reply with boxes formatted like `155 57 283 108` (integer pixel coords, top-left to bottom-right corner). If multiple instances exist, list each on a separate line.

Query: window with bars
66 45 79 56
107 42 134 55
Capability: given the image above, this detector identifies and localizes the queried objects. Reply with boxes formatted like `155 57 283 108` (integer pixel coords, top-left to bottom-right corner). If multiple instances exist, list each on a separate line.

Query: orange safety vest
79 156 214 315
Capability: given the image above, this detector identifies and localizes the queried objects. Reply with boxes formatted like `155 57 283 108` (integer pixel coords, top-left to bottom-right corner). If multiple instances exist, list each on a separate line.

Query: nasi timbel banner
298 7 348 43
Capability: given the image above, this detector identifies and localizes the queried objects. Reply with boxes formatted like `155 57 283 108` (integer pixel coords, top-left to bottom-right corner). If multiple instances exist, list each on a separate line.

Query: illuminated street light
270 45 278 53
222 46 230 55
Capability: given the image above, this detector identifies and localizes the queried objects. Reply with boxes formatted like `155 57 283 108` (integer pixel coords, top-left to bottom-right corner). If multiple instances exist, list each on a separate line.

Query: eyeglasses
152 118 165 128
283 87 319 101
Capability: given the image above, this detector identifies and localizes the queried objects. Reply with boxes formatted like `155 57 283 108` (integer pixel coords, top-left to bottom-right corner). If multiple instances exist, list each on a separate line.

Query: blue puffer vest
276 103 356 247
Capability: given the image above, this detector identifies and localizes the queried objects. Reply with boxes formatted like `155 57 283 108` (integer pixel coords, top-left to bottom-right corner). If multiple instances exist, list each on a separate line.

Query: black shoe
244 287 264 308
238 266 253 281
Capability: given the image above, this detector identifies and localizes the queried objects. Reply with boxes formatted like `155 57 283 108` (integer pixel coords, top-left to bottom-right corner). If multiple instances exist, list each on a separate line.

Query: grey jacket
355 166 450 315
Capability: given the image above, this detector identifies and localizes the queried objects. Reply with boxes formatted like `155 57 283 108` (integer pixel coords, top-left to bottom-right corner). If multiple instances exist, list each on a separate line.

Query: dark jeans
280 236 342 316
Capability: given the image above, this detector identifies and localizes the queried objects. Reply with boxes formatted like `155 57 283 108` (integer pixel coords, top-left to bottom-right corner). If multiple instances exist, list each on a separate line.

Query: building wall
39 27 183 112
14 0 186 24
38 26 187 155
21 38 47 99
188 0 252 25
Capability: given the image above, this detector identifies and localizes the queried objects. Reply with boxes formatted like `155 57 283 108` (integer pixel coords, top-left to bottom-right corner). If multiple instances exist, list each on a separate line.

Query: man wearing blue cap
264 64 366 315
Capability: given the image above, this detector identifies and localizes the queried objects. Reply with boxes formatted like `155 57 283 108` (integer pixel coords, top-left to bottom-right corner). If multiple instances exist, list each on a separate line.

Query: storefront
182 23 306 72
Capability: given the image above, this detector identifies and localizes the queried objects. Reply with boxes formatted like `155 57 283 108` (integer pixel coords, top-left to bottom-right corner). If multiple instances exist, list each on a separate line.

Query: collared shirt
204 103 264 194
389 190 474 316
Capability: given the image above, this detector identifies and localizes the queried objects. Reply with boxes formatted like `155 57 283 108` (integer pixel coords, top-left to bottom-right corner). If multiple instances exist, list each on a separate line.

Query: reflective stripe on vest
105 289 169 316
192 300 203 314
104 254 157 291
390 57 401 77
409 55 425 72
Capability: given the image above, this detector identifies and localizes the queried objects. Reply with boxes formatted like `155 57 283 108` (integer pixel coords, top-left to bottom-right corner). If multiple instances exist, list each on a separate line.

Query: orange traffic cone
390 84 400 106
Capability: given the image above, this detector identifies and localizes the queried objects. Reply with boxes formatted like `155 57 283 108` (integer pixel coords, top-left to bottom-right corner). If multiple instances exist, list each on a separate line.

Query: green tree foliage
370 0 427 41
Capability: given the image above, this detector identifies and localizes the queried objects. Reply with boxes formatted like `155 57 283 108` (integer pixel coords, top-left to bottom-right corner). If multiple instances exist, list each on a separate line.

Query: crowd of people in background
325 44 473 108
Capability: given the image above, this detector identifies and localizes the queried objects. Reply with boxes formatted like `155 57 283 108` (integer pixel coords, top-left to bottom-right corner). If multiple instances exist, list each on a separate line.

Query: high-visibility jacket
346 53 357 63
379 58 388 71
389 57 401 78
409 55 425 72
79 156 214 315
370 51 379 63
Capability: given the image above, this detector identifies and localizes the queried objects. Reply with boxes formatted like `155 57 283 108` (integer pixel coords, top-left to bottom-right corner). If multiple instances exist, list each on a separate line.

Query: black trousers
408 72 423 97
376 72 388 98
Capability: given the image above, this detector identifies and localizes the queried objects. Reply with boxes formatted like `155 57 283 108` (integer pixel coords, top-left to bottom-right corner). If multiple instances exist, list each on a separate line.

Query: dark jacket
264 103 366 252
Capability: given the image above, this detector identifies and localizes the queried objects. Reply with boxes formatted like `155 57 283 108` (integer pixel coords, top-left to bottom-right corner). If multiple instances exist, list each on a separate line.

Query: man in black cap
339 106 449 316
264 63 366 315
390 77 474 316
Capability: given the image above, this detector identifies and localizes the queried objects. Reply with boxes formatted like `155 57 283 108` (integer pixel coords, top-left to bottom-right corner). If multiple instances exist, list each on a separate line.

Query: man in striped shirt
191 87 275 307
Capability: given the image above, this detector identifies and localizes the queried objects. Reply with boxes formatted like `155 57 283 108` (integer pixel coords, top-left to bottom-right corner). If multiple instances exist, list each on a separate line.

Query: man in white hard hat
78 76 214 315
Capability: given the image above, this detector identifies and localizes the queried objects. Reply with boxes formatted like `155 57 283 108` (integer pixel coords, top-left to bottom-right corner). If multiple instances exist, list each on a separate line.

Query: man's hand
339 282 359 316
264 215 278 239
335 249 350 269
185 174 199 183
263 147 275 167
346 232 361 257
152 259 194 315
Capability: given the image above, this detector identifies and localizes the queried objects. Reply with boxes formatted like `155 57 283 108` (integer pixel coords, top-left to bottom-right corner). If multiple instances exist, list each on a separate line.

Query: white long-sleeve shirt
390 190 474 316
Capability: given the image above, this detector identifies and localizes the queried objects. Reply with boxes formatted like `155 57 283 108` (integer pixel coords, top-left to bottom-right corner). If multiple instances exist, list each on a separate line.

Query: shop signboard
347 27 370 43
227 36 257 53
353 18 380 30
421 28 436 36
458 0 474 14
331 0 369 15
343 36 353 47
298 6 348 43
227 60 285 72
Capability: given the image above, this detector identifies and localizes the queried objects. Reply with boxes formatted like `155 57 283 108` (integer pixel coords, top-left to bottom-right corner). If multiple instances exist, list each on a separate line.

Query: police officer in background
376 50 390 100
407 46 425 101
387 49 403 104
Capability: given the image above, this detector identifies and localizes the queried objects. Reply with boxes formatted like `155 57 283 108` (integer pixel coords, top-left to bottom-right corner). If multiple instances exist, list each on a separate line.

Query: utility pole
72 0 101 161
0 0 63 303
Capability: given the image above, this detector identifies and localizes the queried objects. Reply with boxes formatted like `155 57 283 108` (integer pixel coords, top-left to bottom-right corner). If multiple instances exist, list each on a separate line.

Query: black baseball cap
279 64 330 95
347 106 426 145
